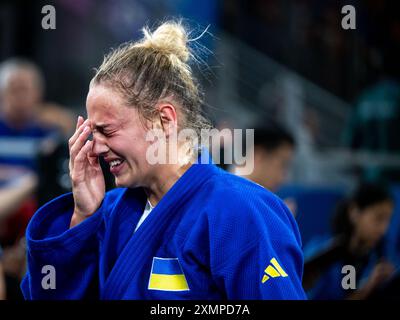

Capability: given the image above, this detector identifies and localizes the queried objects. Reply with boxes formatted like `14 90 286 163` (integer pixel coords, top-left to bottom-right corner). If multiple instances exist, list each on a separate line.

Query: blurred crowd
0 0 400 300
0 58 75 299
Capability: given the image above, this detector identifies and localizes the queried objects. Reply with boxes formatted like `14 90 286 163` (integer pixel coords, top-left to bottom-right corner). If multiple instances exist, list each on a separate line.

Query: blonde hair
92 20 211 141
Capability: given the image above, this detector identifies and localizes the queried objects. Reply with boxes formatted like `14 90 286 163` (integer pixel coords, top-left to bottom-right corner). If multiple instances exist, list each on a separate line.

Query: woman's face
352 200 394 248
86 84 154 188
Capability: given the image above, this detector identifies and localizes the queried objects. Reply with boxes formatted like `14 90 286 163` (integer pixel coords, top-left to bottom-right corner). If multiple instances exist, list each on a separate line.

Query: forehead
364 200 394 217
86 85 131 124
7 69 37 87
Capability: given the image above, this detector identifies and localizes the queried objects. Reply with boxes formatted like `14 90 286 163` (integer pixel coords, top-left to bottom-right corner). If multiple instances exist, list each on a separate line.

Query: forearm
0 174 37 218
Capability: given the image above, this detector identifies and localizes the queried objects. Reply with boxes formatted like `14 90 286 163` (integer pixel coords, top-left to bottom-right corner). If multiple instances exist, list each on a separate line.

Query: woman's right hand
69 116 105 227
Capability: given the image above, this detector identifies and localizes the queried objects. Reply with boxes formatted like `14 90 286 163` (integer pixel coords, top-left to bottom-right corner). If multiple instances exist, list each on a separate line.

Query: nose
92 132 109 156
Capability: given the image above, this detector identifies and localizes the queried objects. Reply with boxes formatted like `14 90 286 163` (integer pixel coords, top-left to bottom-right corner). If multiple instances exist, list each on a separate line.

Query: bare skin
69 85 193 227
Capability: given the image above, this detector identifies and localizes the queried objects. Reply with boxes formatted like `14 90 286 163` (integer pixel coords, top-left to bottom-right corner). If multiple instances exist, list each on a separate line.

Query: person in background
0 58 60 243
0 58 62 170
0 58 62 299
303 183 396 300
232 123 297 215
343 54 400 183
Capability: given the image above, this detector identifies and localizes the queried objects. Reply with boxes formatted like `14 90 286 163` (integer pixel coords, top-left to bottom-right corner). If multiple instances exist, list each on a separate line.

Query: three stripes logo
261 258 288 283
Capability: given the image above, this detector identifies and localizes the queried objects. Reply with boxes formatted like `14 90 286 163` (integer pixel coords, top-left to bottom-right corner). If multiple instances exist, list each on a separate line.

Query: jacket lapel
102 160 219 299
98 188 146 288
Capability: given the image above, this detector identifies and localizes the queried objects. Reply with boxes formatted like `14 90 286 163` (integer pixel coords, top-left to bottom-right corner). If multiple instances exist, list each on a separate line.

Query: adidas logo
261 258 288 283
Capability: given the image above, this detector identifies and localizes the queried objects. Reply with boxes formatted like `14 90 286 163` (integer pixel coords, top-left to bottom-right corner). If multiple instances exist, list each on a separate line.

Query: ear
157 102 178 138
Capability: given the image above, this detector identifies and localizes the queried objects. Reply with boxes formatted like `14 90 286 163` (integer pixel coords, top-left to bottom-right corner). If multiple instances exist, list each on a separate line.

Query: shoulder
204 168 274 199
201 169 300 244
29 122 59 138
204 169 292 220
0 118 11 134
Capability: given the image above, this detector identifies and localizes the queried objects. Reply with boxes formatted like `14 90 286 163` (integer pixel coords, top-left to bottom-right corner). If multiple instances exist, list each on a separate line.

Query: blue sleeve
21 192 106 300
208 188 307 300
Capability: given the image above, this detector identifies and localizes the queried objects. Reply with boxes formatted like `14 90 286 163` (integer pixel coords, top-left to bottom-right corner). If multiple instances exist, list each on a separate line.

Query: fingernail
84 126 90 132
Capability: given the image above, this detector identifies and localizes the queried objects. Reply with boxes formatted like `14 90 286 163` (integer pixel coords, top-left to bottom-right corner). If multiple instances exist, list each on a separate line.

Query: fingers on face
76 116 84 130
74 140 94 174
69 119 92 174
87 152 100 168
69 118 90 151
70 122 92 160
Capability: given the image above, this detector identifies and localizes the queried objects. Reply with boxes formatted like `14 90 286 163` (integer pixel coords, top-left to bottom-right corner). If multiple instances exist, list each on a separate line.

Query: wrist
70 211 86 228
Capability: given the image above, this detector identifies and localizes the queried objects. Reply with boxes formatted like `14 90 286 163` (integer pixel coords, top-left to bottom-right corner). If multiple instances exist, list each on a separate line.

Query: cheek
113 136 150 163
358 217 379 238
269 160 285 181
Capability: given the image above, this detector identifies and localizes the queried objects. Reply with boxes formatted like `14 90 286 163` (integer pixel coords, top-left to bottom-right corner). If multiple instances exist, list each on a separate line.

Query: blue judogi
21 156 306 300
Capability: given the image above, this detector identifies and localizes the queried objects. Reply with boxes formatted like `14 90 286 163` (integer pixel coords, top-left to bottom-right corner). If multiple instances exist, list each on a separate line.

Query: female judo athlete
21 21 306 299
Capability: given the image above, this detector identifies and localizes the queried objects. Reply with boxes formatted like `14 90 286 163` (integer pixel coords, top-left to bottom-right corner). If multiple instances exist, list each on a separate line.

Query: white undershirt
134 199 154 233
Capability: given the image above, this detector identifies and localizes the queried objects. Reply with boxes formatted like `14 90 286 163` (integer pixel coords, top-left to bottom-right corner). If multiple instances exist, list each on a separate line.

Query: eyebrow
92 123 111 130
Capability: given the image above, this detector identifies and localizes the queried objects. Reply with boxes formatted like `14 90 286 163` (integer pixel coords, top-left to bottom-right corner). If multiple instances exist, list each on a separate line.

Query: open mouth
109 158 125 174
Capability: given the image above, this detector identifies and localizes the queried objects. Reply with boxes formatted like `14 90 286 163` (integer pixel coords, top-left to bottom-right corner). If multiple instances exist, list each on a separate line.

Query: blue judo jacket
21 157 306 300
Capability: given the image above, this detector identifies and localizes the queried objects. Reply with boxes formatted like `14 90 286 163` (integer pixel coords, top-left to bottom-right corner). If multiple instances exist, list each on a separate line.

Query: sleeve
21 192 104 300
208 188 307 300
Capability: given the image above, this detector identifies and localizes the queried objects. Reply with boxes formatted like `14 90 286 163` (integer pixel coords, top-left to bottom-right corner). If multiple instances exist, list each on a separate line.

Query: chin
115 179 128 188
115 176 137 188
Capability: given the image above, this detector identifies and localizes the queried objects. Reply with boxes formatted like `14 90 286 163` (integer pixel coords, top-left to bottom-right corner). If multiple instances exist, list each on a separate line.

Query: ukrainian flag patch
148 257 190 291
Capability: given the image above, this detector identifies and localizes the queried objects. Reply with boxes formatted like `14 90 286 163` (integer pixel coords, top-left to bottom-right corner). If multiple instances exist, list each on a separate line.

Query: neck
348 235 370 256
145 162 192 206
144 146 195 206
2 112 29 129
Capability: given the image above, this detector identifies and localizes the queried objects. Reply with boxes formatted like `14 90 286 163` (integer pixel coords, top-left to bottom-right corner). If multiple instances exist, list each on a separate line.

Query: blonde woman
21 21 306 300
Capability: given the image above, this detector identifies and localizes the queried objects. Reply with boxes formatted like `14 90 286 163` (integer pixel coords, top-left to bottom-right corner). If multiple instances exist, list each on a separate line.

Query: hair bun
141 21 190 63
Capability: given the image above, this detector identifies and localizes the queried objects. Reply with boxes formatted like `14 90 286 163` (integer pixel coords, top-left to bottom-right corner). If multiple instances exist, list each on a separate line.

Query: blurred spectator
343 76 400 182
233 123 295 192
344 77 400 152
0 58 58 243
303 183 396 299
0 58 59 170
232 123 297 215
0 58 68 299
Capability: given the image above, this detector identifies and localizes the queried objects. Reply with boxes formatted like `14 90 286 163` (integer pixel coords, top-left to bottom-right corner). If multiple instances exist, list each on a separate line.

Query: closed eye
94 125 113 136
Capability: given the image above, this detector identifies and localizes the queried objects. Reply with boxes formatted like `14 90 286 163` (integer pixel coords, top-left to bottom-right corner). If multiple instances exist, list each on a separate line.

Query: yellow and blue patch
148 257 190 291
